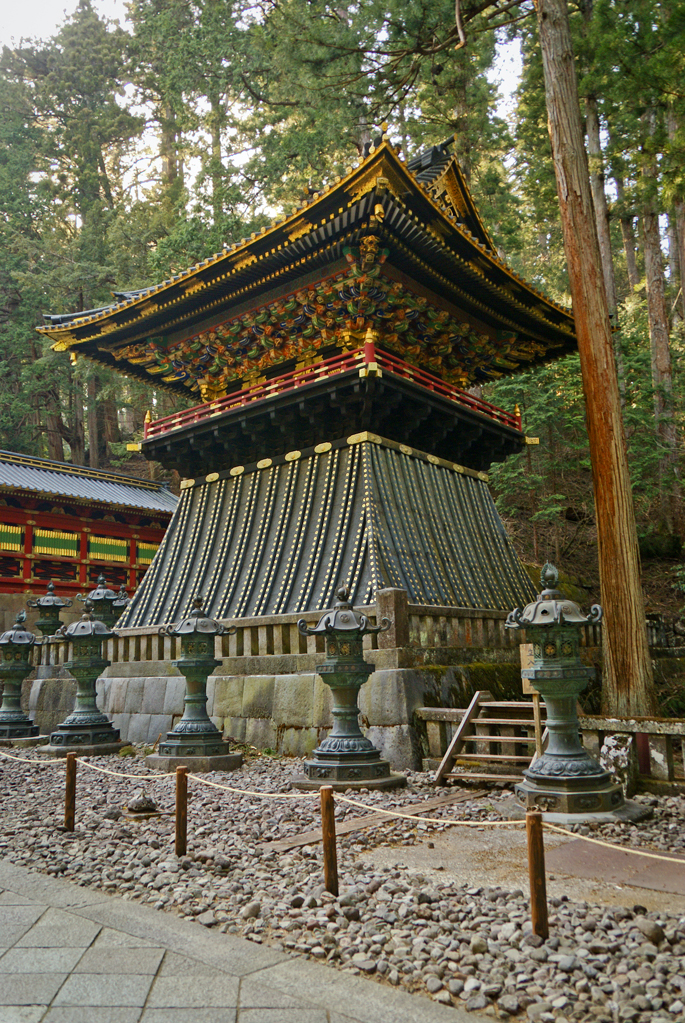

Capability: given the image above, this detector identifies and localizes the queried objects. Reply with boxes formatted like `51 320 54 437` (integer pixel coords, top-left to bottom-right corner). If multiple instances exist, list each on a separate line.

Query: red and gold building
38 139 577 627
0 450 177 598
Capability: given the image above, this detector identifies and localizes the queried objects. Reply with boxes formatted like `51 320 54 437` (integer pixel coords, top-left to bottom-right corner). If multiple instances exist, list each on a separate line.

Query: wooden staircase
417 690 547 786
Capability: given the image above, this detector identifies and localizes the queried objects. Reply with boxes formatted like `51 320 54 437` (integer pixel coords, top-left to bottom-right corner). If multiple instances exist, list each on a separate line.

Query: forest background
2 0 685 615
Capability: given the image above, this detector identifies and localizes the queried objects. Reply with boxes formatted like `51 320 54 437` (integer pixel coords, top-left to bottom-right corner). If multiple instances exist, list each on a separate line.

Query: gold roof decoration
39 140 576 397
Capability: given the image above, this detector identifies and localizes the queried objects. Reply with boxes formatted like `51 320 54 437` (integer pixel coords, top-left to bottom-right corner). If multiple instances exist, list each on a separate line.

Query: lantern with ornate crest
0 611 39 739
506 564 624 819
42 599 122 755
26 582 73 637
112 584 131 617
77 574 119 628
294 586 406 789
146 598 243 772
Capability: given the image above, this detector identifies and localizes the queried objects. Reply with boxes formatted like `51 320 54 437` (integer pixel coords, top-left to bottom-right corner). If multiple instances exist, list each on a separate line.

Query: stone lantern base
292 747 407 791
513 757 650 824
0 719 40 741
145 729 243 773
146 748 243 773
39 718 123 757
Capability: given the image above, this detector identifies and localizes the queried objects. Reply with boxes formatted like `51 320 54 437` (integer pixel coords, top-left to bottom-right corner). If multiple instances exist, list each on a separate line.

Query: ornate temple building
0 451 176 632
39 139 575 633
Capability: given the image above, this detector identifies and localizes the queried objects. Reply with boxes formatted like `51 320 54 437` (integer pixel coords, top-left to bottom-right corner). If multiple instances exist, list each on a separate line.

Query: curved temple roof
39 139 576 399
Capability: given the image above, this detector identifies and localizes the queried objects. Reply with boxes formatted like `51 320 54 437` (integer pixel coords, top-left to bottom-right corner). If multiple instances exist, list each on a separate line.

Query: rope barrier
2 748 684 868
335 793 525 827
186 773 317 799
76 759 175 781
543 822 685 866
0 749 64 767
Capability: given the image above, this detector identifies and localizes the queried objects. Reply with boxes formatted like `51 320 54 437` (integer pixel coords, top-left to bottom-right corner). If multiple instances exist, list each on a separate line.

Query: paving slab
73 947 165 975
0 948 85 973
52 974 153 1008
89 927 160 950
14 908 101 949
237 977 304 1009
140 1011 236 1023
238 1012 328 1023
0 975 67 1007
0 1008 47 1023
145 974 240 1008
42 1010 142 1023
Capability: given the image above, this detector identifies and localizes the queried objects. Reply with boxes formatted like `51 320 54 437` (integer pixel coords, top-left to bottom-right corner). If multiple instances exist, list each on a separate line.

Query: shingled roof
0 451 178 515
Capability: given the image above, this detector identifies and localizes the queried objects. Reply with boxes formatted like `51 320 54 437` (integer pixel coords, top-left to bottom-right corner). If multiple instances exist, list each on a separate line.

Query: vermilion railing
143 342 522 440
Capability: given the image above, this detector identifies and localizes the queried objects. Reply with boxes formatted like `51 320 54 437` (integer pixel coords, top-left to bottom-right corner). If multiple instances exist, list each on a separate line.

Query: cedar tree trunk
534 0 656 716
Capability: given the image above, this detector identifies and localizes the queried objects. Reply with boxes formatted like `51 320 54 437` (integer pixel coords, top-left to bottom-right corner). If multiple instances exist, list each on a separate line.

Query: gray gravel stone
2 750 685 1023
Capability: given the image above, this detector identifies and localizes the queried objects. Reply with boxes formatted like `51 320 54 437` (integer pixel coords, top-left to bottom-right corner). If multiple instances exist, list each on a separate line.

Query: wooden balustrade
29 598 605 669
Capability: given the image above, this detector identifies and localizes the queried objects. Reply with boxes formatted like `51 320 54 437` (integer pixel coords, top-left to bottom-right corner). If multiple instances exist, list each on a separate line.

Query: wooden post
320 785 339 896
526 809 549 939
175 766 187 857
64 753 76 832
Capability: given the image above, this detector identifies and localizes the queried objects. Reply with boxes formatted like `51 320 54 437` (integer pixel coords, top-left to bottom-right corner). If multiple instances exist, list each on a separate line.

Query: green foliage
0 0 683 597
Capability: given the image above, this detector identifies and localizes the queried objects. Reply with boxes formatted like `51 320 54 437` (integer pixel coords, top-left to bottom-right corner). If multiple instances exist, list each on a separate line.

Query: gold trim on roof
39 140 573 382
287 218 313 242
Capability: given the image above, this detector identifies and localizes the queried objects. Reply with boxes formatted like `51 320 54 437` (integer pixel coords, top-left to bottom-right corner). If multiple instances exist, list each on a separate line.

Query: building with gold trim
38 139 575 634
0 451 176 620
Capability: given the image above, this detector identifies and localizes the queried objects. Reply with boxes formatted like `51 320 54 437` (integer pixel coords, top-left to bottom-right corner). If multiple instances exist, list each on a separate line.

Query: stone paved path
0 858 482 1023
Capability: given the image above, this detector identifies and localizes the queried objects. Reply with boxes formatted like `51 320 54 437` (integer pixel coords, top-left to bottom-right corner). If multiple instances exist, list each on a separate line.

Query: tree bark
45 412 64 462
613 173 641 292
667 108 685 321
87 374 100 470
534 0 656 716
70 375 85 466
585 93 625 399
209 92 223 225
160 101 179 189
102 397 121 460
641 108 679 534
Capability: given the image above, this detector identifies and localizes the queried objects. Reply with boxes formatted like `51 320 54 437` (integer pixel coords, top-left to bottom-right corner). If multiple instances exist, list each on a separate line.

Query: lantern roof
506 564 602 629
0 610 35 646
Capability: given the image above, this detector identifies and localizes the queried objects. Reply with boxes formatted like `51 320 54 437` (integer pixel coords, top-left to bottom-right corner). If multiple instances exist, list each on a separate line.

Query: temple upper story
38 139 575 403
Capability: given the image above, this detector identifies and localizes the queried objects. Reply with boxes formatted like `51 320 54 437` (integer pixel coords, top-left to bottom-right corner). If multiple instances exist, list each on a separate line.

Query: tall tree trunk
613 173 641 291
87 374 99 470
70 375 85 466
45 412 63 462
160 101 179 188
585 93 625 398
102 397 121 460
667 107 685 321
534 0 656 716
209 93 223 224
667 211 681 324
641 108 679 535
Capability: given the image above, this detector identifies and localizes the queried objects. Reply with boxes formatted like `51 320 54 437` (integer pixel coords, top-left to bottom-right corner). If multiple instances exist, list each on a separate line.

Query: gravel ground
1 745 685 1023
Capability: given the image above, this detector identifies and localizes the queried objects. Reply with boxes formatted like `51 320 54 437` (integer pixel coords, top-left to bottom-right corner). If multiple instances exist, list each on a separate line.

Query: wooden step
446 772 522 783
462 734 536 744
455 753 532 762
465 717 540 726
435 691 544 786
